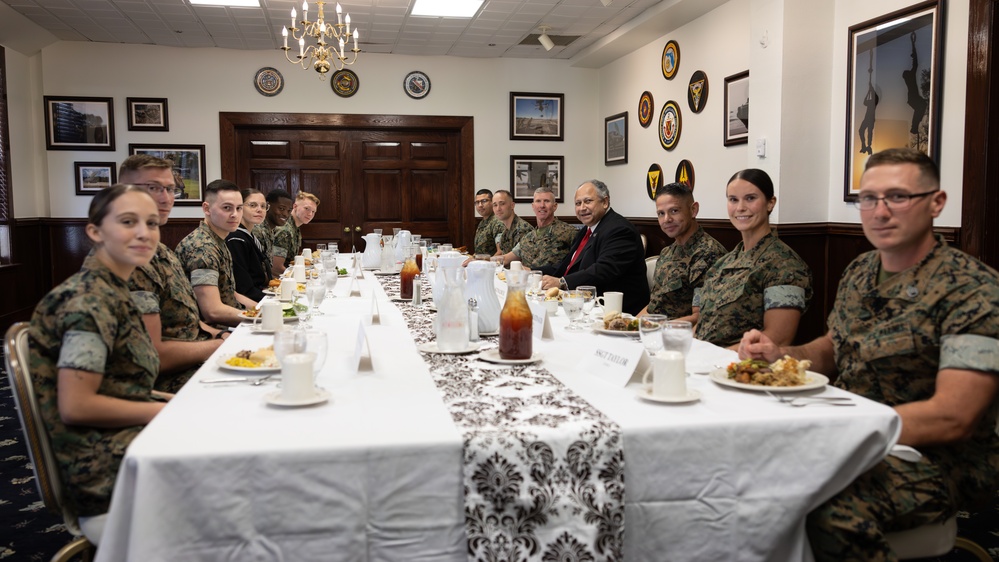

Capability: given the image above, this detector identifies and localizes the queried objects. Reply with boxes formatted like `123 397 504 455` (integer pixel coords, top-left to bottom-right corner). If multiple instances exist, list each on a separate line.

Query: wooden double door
220 113 475 250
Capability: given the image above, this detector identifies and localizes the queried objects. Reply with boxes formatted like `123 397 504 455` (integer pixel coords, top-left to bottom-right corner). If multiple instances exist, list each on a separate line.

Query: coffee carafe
361 233 381 268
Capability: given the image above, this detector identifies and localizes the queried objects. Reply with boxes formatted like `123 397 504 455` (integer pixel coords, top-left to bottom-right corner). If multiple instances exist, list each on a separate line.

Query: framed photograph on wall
510 92 564 141
723 71 749 146
511 155 563 203
844 0 942 200
126 97 169 131
129 144 206 205
605 112 628 165
43 96 115 151
74 162 116 195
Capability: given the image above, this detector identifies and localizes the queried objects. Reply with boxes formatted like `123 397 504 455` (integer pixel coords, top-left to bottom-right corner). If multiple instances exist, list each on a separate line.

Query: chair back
4 322 83 536
645 256 658 291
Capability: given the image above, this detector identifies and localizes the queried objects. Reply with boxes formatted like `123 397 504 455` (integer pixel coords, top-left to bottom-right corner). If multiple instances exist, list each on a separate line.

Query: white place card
347 274 362 297
577 336 651 387
369 295 381 325
527 300 554 340
353 321 374 372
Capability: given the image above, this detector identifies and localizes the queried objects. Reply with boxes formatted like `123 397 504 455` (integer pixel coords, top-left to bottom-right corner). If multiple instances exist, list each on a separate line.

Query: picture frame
723 71 749 146
510 92 564 141
604 112 628 165
43 96 115 151
844 0 942 200
126 97 169 131
74 161 116 195
511 155 564 203
128 144 207 205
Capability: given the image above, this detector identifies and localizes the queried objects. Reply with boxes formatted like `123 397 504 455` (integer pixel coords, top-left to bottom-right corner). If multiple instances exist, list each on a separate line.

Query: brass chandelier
281 1 360 80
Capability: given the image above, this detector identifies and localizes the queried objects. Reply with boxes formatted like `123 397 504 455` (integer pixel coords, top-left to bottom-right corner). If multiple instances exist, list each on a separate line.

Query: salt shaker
412 277 423 306
468 298 480 342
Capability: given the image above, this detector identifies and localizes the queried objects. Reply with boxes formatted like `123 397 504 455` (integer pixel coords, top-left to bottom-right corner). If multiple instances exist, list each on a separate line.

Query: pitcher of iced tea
400 244 419 300
499 269 533 360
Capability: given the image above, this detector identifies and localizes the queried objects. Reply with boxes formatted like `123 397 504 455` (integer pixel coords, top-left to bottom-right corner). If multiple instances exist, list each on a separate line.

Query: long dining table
95 261 900 561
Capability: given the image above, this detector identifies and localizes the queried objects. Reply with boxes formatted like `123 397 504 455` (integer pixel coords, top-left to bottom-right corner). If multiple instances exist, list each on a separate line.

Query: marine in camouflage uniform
253 220 276 279
694 231 811 347
648 226 726 319
510 218 578 270
497 214 534 255
474 214 503 256
807 236 999 561
28 254 159 517
175 220 243 311
129 242 212 392
272 218 302 269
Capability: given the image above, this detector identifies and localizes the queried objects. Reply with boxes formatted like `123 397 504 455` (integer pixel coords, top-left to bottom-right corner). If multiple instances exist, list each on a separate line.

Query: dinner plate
638 388 702 404
262 289 305 297
374 270 398 276
265 388 331 407
591 321 640 337
239 311 298 323
478 349 541 365
417 341 482 354
708 368 829 393
216 356 281 373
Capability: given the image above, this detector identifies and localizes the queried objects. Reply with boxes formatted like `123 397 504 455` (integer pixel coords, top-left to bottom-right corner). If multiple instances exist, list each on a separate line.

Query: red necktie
564 228 591 275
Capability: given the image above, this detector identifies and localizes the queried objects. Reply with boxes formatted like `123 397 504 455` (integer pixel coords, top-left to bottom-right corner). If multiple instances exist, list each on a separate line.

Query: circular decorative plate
331 69 359 98
638 91 654 128
687 70 708 113
675 159 695 191
661 40 680 80
646 164 663 200
403 70 431 99
254 67 284 97
659 100 682 150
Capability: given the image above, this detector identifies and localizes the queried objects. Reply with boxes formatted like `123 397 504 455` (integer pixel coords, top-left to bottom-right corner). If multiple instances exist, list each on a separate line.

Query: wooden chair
4 322 97 562
886 515 991 561
645 256 658 292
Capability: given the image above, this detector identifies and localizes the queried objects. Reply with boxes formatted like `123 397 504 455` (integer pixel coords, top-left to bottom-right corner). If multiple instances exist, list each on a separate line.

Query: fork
251 374 276 386
766 390 854 406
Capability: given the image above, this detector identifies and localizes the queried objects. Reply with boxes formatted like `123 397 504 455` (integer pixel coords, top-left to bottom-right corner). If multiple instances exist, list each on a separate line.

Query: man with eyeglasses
255 189 293 279
119 155 226 393
272 191 320 272
738 148 999 561
472 189 503 256
176 179 253 327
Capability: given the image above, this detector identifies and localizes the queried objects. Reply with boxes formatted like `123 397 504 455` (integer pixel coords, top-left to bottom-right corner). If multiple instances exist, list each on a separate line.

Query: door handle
344 226 350 233
354 226 361 232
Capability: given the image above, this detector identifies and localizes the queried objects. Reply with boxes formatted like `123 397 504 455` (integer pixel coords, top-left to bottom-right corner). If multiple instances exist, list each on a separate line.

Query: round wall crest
404 71 431 99
638 91 654 128
687 70 708 113
659 100 682 150
647 163 664 200
661 40 680 80
675 159 695 191
331 69 359 98
253 67 284 97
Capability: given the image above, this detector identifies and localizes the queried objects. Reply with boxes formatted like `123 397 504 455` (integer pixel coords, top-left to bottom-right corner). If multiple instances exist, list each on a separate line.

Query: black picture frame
510 92 564 141
511 155 564 203
723 71 749 146
128 144 207 205
844 0 942 200
126 97 169 131
74 161 116 195
43 96 115 151
604 112 627 165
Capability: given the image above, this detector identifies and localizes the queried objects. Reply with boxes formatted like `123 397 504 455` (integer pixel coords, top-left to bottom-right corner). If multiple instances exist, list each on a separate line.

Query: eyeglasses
245 202 270 210
134 182 175 195
853 189 939 211
474 199 491 205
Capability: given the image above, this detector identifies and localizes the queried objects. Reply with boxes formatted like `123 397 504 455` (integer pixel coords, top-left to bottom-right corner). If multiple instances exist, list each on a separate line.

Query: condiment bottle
499 269 532 359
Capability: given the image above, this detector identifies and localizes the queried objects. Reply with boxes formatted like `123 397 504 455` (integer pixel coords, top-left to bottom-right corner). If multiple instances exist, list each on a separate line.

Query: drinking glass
274 328 306 366
323 267 338 298
316 243 327 253
562 292 585 331
577 285 597 321
306 278 326 318
662 320 694 355
529 272 543 299
639 314 668 356
330 242 339 261
393 227 401 237
304 329 329 381
373 228 383 236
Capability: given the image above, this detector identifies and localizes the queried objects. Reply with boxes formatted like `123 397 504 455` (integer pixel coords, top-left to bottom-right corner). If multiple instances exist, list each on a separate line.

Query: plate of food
217 347 281 372
709 356 828 393
592 313 640 337
239 302 305 322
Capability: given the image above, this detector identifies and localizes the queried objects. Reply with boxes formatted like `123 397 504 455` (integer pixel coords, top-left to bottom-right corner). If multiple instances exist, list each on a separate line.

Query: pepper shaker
468 298 480 342
412 277 423 306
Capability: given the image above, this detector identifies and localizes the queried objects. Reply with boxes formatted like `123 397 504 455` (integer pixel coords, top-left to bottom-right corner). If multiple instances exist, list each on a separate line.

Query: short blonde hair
297 191 320 206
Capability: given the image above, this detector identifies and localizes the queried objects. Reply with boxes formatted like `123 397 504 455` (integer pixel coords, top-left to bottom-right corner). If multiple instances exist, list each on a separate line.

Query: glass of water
577 285 597 321
274 328 306 366
304 329 328 381
562 292 585 331
322 267 338 298
316 243 327 254
662 320 694 355
639 314 668 356
306 278 326 318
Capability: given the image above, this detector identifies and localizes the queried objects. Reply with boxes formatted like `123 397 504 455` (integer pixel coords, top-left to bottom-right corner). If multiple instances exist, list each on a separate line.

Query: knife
201 377 249 384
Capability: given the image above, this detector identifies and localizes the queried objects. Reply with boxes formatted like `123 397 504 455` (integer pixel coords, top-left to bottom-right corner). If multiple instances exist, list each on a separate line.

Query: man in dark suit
540 180 650 315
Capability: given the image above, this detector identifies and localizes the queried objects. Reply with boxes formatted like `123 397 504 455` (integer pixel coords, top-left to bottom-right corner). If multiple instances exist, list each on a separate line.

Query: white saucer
479 349 541 365
265 388 331 407
373 271 398 276
248 325 283 334
418 341 482 354
479 330 498 337
638 388 701 404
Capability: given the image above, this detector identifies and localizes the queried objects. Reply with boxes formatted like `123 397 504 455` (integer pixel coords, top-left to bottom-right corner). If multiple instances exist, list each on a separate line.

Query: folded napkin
888 444 923 463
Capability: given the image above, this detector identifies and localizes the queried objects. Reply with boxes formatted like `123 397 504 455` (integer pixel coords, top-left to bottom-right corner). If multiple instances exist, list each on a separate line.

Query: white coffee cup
643 350 686 398
255 300 283 331
281 352 316 401
302 248 312 261
280 278 297 301
596 291 623 315
510 261 523 271
293 264 307 283
294 255 305 266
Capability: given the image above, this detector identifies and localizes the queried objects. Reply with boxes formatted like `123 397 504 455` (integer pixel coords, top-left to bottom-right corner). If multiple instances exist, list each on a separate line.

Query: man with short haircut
540 180 650 315
739 148 999 561
176 179 251 327
272 191 320 271
472 189 503 256
638 183 726 320
254 189 292 279
499 186 576 270
494 190 533 255
120 155 225 393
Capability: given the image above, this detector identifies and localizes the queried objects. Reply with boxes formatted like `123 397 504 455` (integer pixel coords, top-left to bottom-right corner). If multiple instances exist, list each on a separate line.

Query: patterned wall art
675 159 695 190
638 91 654 128
646 163 664 200
687 70 708 113
662 40 680 80
659 100 682 150
331 69 359 97
253 67 284 97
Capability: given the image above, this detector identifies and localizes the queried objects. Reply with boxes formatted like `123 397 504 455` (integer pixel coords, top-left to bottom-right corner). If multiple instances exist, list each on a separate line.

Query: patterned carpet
0 346 997 561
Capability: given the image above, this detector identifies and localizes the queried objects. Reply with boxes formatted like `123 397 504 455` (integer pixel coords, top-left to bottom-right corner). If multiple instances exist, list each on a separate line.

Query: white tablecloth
96 265 900 561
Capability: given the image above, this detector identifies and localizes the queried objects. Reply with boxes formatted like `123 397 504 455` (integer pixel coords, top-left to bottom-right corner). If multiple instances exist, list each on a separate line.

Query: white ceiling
0 0 726 68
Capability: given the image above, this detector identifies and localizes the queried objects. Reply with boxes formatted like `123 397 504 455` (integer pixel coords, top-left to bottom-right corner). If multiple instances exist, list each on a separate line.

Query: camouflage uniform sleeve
182 240 225 288
130 291 160 314
761 244 812 311
941 334 999 373
55 296 114 374
272 226 292 259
